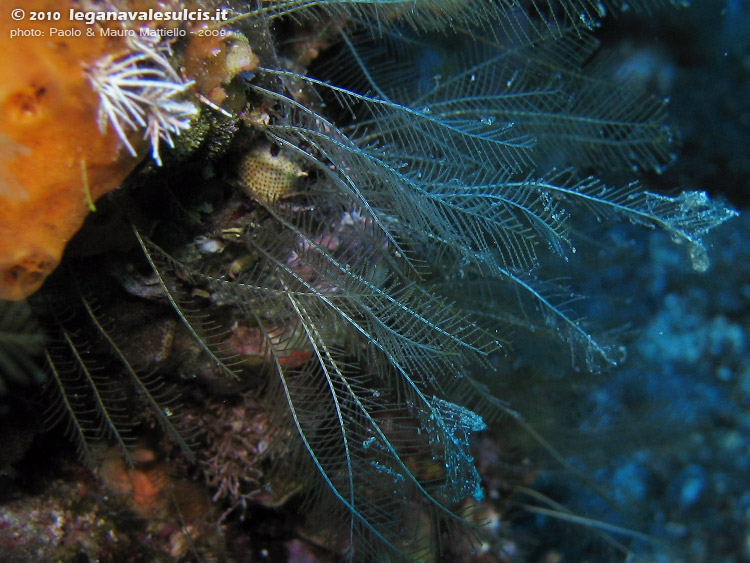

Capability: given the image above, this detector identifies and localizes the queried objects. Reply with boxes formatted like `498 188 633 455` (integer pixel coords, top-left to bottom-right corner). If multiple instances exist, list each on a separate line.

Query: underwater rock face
0 0 744 562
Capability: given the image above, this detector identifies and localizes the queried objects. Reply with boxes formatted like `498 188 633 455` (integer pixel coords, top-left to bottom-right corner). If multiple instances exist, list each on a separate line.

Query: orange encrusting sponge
0 4 143 301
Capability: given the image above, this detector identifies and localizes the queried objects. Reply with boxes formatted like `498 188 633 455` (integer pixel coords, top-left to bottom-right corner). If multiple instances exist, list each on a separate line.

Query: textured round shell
235 144 303 205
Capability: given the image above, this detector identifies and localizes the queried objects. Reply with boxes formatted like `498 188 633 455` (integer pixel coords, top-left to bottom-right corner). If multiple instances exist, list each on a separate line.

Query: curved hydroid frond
41 280 195 466
133 218 492 557
44 328 137 466
77 290 195 462
243 61 735 370
226 0 690 43
134 226 247 380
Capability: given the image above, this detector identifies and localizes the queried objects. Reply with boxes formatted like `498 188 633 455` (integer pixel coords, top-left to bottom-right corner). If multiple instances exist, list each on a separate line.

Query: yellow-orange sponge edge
0 2 142 301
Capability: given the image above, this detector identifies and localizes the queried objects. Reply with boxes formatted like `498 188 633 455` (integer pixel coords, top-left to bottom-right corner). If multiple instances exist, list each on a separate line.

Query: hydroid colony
0 0 737 560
